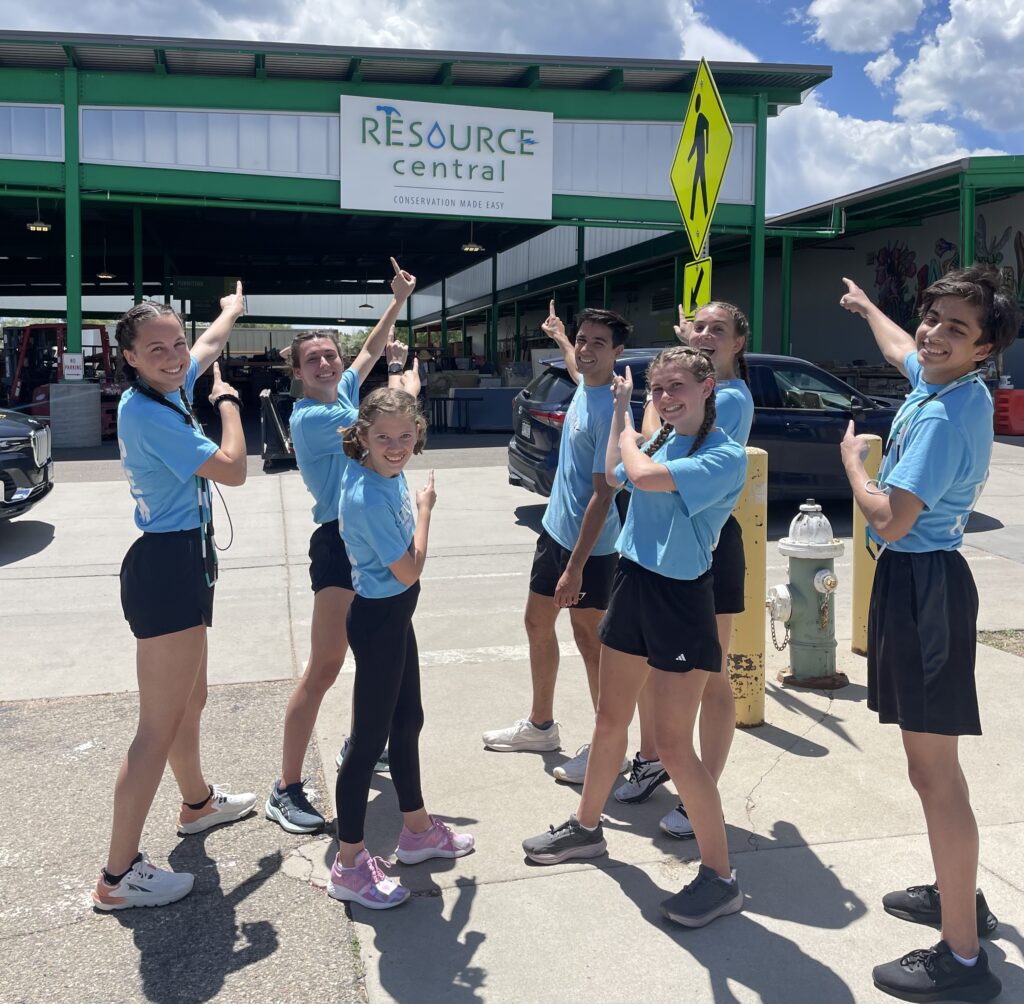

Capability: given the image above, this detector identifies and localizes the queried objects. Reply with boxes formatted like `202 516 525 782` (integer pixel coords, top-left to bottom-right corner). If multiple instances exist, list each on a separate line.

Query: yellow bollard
851 434 883 656
730 447 768 728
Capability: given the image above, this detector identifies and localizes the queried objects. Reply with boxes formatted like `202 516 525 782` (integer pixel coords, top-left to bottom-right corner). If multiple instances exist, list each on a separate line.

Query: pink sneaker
396 816 476 864
327 850 409 910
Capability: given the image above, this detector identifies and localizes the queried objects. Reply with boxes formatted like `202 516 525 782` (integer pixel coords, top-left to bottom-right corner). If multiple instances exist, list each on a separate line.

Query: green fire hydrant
766 499 849 690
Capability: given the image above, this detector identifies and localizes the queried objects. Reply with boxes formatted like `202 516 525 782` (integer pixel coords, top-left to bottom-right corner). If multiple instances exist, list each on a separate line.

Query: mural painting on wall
866 240 920 328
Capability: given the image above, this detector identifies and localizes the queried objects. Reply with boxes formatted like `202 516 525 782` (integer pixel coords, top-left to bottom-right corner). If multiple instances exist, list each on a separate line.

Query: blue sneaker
264 780 325 834
336 738 390 773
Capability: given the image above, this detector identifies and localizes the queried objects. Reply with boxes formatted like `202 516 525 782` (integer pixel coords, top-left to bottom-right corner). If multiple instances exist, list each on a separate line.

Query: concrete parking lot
2 435 1023 1003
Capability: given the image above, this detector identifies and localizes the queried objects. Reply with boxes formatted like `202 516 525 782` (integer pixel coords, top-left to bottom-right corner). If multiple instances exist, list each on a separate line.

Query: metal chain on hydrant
770 615 790 652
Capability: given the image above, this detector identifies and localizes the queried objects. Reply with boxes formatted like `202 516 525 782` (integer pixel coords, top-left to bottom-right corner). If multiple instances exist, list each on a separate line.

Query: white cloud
766 95 1004 215
894 0 1024 132
806 0 924 53
670 1 759 61
864 49 902 87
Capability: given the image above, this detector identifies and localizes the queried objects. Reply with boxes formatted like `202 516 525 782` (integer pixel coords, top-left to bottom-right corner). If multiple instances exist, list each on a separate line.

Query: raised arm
388 471 435 586
839 277 916 379
606 368 639 487
191 281 245 375
349 258 417 385
195 363 247 487
384 329 422 397
542 299 580 385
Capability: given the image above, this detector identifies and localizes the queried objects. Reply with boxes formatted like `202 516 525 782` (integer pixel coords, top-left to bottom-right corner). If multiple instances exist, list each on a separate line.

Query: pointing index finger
390 256 402 276
549 299 555 317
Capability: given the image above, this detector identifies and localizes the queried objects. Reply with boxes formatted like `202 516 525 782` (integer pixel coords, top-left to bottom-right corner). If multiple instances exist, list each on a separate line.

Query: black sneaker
661 864 743 928
872 942 1001 1002
882 884 999 938
522 816 607 865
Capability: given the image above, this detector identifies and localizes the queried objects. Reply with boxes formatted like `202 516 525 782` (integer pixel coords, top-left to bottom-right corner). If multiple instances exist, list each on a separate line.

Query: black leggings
336 582 425 844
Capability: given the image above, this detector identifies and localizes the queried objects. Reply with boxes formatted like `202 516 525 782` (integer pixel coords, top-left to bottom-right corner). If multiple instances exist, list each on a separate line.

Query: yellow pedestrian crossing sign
683 257 712 319
671 59 734 261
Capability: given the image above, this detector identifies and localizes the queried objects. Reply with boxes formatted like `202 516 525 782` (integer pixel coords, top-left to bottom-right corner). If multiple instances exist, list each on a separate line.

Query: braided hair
644 346 717 458
115 301 184 379
702 301 750 385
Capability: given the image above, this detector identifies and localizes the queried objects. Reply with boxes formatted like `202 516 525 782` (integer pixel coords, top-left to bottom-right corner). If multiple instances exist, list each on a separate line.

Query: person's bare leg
902 730 980 960
281 587 354 784
652 668 730 877
635 681 659 761
167 635 211 806
576 647 650 827
525 591 561 723
569 606 604 713
698 614 736 783
105 626 207 874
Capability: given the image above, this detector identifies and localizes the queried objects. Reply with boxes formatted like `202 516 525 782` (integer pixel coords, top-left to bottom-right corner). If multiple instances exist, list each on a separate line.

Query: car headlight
0 437 31 451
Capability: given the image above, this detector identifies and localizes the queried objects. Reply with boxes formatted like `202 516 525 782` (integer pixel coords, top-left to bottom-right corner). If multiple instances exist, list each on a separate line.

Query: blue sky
4 0 1021 214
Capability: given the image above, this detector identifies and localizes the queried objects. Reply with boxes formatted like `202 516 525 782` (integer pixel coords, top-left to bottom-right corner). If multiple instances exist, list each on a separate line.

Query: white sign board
63 352 84 381
340 96 553 221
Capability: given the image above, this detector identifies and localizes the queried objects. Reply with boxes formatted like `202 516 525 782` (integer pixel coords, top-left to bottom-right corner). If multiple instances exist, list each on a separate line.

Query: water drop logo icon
427 122 446 149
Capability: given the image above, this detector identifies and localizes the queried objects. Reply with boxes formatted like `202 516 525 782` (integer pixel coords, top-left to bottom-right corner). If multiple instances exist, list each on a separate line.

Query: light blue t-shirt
117 356 218 533
339 464 415 598
542 381 620 555
615 428 747 580
290 368 361 525
871 352 993 553
715 379 754 446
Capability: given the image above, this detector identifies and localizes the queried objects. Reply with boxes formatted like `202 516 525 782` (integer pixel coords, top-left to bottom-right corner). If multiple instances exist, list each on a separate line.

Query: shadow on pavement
0 518 54 565
965 510 1004 533
513 503 546 533
115 836 282 1004
764 683 863 751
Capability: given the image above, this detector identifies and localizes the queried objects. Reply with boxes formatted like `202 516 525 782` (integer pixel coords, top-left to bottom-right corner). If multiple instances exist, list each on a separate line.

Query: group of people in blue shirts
94 254 1017 1003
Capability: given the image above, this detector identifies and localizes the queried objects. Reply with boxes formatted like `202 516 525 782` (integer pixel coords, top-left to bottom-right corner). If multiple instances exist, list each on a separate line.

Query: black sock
185 784 214 811
102 852 143 886
531 720 554 731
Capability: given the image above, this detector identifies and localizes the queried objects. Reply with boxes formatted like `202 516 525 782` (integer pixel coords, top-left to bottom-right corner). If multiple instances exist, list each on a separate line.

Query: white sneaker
659 802 696 839
482 718 561 752
552 744 631 784
177 784 258 835
614 754 670 804
335 737 390 772
91 852 194 911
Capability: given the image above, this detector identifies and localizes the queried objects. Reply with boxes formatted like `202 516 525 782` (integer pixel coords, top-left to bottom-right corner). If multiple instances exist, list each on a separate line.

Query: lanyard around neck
883 370 982 462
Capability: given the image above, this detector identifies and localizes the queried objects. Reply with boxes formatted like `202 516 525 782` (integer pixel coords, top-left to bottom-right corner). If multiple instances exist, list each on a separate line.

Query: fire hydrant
766 499 849 690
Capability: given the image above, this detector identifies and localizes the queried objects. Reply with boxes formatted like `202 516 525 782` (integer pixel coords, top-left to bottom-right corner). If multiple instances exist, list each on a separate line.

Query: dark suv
507 350 899 501
0 408 53 521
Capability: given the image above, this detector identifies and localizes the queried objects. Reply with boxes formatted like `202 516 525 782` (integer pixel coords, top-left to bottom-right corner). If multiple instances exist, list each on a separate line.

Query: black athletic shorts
868 548 981 736
529 529 617 610
598 557 721 673
120 528 214 640
711 515 745 615
309 520 354 593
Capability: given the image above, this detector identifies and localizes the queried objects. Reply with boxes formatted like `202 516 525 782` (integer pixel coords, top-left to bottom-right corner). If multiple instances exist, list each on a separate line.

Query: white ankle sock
951 949 978 967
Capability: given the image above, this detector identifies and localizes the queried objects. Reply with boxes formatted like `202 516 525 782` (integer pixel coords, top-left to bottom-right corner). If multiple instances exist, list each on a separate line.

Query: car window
527 368 575 405
615 358 650 397
771 365 857 412
747 366 778 408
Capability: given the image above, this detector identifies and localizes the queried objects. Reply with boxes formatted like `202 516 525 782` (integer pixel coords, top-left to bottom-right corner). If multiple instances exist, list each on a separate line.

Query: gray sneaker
336 738 390 772
482 719 561 752
522 815 607 865
659 802 695 839
661 865 743 928
265 780 325 834
615 754 669 803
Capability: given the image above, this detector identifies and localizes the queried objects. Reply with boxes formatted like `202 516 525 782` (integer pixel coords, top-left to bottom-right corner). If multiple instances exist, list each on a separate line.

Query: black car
507 350 899 501
0 408 53 521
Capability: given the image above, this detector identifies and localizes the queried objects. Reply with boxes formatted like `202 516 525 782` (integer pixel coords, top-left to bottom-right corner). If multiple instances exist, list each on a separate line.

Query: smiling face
294 336 344 401
574 321 623 385
648 360 715 437
360 412 418 477
688 304 745 380
914 295 990 383
122 315 191 394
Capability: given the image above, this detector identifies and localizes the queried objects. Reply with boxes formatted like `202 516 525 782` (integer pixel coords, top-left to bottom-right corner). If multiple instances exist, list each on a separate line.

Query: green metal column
602 275 612 309
577 227 587 311
406 296 413 346
132 205 143 304
63 67 82 353
748 93 768 352
489 255 499 364
780 235 793 356
959 176 976 267
513 300 521 361
674 255 684 310
440 277 448 351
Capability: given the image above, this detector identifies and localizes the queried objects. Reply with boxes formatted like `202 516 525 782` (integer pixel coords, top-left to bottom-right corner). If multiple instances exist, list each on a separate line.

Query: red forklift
1 323 127 438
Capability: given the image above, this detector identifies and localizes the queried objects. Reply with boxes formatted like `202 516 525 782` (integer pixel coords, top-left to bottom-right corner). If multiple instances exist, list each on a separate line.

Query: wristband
211 394 241 410
387 362 404 375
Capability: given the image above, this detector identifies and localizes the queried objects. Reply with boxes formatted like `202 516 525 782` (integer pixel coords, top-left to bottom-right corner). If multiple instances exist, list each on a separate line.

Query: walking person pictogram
688 94 710 221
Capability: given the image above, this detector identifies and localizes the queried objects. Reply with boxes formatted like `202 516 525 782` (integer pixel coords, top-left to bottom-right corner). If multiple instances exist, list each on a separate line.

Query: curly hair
700 301 750 384
114 301 185 378
644 346 717 458
921 265 1020 359
341 387 427 461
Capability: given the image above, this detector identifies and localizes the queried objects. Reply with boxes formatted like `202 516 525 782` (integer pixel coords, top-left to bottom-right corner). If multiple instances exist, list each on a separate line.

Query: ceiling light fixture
461 222 484 253
359 277 373 309
96 237 115 280
27 198 51 233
